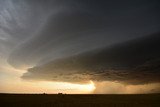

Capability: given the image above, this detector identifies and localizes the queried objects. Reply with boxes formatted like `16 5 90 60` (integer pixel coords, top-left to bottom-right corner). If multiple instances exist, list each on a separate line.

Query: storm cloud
22 33 160 85
0 0 160 93
7 0 160 69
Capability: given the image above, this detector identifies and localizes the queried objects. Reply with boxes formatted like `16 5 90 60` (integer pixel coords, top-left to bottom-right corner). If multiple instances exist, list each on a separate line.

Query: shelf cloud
22 33 160 85
1 0 160 93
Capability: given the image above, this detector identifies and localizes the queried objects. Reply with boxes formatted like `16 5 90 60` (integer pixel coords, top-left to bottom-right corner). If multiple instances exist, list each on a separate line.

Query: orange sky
0 62 159 94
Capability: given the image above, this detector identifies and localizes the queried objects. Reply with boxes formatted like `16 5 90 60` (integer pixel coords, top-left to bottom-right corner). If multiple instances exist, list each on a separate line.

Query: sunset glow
0 0 160 94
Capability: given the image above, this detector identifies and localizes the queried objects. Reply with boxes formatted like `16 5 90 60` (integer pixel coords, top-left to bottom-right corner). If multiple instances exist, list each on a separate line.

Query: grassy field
0 93 160 107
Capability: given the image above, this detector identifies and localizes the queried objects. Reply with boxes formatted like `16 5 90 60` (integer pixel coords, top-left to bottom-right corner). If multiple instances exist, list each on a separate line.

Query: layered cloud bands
22 33 160 85
1 0 160 93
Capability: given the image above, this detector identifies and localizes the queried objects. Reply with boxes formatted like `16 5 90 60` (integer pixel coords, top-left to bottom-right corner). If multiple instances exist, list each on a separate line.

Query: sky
0 0 160 94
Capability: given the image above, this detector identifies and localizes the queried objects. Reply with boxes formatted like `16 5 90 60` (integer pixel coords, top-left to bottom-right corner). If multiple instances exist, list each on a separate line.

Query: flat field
0 93 160 107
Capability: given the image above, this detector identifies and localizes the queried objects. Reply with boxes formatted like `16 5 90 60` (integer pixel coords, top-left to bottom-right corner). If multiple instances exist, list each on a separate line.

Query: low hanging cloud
93 81 160 94
0 0 160 94
22 33 160 85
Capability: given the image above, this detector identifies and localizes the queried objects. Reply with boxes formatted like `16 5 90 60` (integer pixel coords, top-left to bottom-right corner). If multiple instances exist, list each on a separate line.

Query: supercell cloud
0 0 160 93
22 33 160 85
7 0 160 69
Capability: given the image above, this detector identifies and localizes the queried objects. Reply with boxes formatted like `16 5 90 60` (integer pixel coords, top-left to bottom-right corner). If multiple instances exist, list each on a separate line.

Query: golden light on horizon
0 79 96 94
0 64 96 94
41 80 96 94
1 63 159 94
74 81 96 92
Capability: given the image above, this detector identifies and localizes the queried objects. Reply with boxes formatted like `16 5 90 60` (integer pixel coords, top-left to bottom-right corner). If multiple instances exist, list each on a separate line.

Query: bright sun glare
75 81 96 92
30 80 96 94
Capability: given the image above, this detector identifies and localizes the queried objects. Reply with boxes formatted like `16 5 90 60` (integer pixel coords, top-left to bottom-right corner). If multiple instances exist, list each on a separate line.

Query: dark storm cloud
22 33 160 85
7 0 160 69
0 0 160 84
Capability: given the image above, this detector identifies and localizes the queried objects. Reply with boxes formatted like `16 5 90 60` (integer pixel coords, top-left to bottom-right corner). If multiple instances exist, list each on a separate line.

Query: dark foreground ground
0 93 160 107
